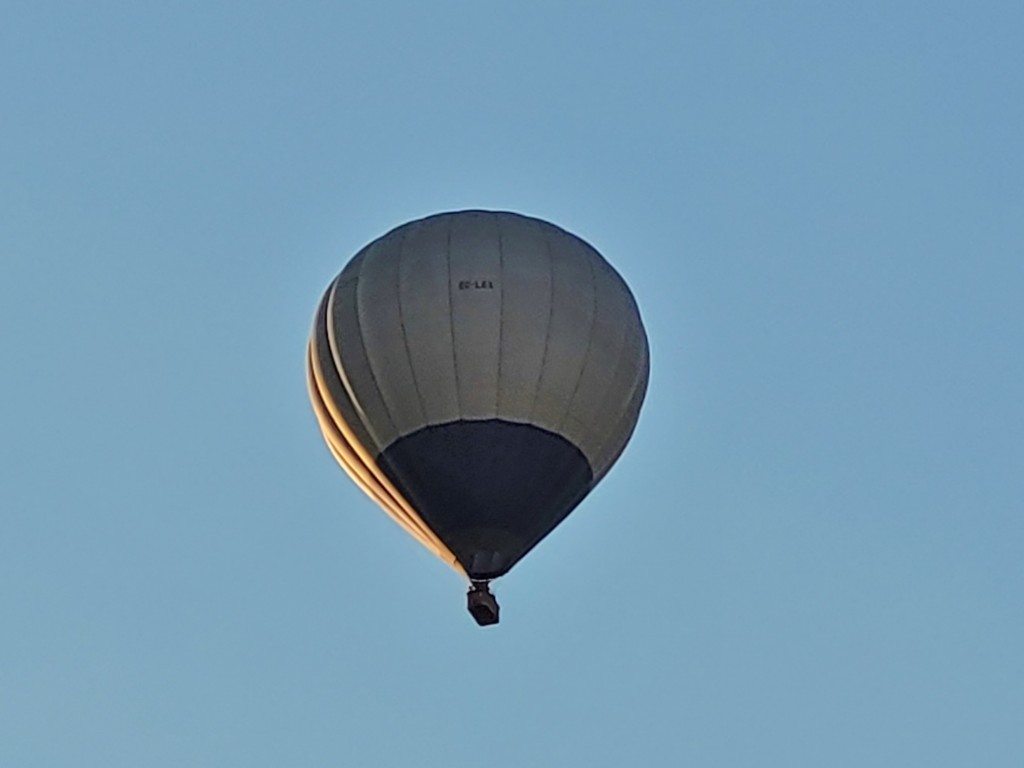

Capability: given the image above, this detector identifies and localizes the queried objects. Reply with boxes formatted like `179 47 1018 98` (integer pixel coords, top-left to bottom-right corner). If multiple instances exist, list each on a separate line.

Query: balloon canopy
307 210 649 623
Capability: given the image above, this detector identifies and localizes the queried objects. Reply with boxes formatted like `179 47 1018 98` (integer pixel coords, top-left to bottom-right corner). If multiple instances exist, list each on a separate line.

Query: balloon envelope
307 210 648 581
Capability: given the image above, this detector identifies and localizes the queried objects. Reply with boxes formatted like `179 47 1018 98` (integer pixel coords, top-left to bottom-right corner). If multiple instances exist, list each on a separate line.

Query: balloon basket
467 582 500 626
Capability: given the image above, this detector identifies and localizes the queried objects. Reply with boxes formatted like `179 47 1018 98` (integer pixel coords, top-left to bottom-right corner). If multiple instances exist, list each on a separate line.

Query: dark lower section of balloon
377 419 594 579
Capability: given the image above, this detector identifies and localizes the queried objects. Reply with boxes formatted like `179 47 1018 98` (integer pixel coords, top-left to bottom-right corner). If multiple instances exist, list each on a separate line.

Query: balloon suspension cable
467 580 500 627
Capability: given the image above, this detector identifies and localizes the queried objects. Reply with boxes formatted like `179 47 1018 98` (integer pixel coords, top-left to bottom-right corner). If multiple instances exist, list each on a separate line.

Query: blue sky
2 2 1022 765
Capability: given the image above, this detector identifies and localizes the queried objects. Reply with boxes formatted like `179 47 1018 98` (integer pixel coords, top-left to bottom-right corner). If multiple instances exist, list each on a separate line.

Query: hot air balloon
307 210 648 625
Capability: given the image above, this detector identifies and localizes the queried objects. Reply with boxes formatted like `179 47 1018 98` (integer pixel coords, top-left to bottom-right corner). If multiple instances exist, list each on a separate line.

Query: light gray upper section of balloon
317 210 649 479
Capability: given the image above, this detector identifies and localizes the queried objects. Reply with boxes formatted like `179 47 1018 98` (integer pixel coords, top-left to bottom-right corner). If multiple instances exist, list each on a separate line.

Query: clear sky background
2 2 1022 766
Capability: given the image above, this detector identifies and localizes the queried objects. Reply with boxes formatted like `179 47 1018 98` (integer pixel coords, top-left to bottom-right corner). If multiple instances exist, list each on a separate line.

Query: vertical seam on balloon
600 289 651 471
494 216 542 526
592 360 648 483
575 280 632 469
352 241 399 444
313 287 373 452
495 213 505 415
590 324 649 480
446 215 462 417
395 229 429 428
528 222 556 420
556 240 600 433
326 275 390 452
